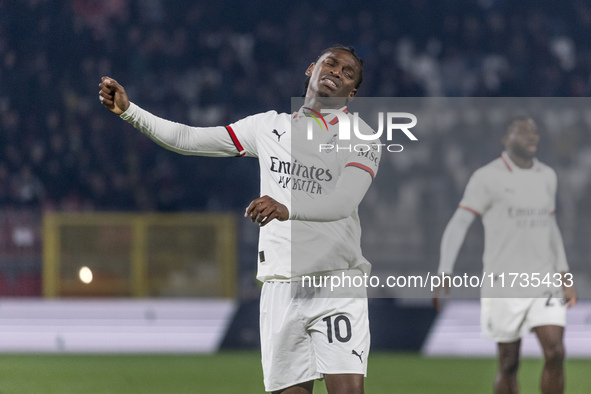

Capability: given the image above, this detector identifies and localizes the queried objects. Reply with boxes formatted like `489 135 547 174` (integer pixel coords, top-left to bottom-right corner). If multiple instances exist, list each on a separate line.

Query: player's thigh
528 296 566 362
260 281 321 392
308 296 370 375
324 373 364 394
481 298 531 342
526 296 566 331
533 324 565 358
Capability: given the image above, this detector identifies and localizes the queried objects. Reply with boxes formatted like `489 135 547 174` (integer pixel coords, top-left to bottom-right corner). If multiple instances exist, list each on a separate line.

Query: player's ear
501 133 508 146
305 63 315 77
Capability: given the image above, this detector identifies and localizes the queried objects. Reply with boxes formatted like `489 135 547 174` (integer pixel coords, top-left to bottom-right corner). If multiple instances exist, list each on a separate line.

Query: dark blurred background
1 0 591 298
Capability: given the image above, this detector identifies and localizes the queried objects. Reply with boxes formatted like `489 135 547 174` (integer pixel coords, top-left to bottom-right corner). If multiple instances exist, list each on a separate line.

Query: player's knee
544 344 565 367
498 362 519 377
325 374 364 394
329 383 364 394
498 355 519 376
347 379 364 394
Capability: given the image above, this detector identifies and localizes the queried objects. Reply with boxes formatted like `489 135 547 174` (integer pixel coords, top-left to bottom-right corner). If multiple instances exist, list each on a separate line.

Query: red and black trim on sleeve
345 162 375 180
225 126 246 157
458 204 481 216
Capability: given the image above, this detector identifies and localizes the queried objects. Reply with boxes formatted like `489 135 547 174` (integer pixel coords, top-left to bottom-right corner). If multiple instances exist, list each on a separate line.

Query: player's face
305 49 361 101
503 119 539 159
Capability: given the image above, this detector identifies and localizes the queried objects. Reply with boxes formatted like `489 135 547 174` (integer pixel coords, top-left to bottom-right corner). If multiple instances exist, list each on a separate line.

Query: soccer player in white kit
434 116 577 394
99 45 379 394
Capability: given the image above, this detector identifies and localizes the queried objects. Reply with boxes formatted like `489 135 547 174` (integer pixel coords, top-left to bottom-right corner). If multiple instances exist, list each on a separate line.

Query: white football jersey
227 108 380 281
459 152 567 295
121 103 380 282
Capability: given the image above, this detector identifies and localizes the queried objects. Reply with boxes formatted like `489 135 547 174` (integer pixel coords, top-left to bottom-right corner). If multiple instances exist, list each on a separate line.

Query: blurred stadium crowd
1 0 591 294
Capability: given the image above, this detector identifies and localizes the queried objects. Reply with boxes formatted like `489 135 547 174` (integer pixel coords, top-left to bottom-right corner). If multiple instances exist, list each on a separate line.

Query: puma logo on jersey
352 350 363 363
272 129 286 142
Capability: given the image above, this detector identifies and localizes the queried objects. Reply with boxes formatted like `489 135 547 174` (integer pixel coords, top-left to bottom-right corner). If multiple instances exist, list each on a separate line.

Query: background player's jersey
227 108 380 281
459 152 566 296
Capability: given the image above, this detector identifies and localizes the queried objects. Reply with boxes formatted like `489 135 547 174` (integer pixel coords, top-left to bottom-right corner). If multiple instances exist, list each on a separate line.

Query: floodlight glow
79 266 93 284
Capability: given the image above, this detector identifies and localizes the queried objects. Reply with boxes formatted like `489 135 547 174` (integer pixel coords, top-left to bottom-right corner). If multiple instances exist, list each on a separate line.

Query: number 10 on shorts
323 315 352 343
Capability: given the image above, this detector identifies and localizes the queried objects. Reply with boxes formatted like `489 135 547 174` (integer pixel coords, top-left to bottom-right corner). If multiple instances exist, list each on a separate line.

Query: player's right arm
245 166 373 226
99 76 129 115
98 76 244 157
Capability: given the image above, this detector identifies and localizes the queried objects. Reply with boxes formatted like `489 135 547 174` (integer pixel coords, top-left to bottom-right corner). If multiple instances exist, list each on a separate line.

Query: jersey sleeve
547 168 568 271
458 169 492 215
550 216 569 272
226 111 279 158
437 208 477 274
121 102 242 157
289 166 372 221
548 167 558 213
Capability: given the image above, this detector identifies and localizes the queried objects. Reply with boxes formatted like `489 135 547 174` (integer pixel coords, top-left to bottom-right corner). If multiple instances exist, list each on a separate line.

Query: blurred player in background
434 116 577 394
99 45 379 394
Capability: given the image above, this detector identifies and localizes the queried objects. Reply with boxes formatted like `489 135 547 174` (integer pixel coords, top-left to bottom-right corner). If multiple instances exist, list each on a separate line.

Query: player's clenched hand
98 76 130 115
563 285 577 308
245 195 289 227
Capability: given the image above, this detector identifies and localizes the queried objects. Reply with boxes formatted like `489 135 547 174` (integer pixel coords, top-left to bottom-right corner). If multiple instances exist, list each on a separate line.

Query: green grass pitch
0 352 589 393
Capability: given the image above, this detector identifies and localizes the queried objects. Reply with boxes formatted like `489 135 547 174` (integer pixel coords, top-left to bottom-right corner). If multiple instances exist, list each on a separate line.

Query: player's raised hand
98 76 130 115
245 195 289 227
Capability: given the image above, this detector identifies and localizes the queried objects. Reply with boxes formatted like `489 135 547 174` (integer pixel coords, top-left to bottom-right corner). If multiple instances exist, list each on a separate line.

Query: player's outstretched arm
97 76 242 157
433 208 476 311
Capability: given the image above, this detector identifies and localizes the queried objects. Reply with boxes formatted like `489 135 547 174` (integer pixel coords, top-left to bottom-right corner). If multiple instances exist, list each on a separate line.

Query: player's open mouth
321 77 338 89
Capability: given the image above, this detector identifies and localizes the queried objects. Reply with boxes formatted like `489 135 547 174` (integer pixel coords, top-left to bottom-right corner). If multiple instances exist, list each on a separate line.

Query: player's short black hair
301 44 364 97
503 115 535 138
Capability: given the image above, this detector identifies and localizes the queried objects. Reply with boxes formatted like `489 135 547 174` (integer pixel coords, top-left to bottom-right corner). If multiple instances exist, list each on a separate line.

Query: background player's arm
550 216 577 307
437 169 489 275
437 208 476 275
99 77 239 157
245 167 372 226
433 208 476 311
550 216 569 273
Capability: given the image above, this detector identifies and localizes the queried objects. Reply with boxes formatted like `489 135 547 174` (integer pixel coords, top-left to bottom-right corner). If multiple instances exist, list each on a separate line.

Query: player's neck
303 96 348 112
506 151 534 169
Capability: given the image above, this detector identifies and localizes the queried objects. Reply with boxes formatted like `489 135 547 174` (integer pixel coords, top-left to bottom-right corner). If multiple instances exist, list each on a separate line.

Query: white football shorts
481 293 566 343
260 271 370 392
